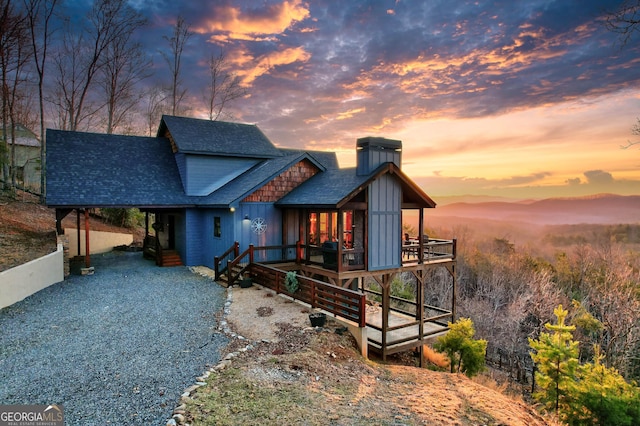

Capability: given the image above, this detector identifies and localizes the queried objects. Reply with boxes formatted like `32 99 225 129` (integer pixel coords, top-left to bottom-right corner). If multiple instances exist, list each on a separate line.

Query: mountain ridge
428 194 640 225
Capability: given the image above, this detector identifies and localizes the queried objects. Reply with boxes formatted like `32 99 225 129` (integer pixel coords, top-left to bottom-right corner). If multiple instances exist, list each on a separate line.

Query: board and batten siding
184 155 258 196
183 208 235 268
236 202 283 262
368 174 402 271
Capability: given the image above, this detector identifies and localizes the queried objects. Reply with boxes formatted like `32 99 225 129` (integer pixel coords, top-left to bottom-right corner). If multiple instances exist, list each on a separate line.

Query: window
308 211 337 246
214 216 221 238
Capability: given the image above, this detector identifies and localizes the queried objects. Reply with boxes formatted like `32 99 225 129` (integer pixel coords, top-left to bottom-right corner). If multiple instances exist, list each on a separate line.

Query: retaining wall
0 243 64 309
65 228 133 257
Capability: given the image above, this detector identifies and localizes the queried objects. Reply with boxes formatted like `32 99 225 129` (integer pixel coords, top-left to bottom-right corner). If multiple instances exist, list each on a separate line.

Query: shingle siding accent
242 159 319 202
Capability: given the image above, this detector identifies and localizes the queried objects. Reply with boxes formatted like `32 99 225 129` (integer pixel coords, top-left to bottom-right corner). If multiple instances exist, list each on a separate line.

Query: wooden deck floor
366 307 449 356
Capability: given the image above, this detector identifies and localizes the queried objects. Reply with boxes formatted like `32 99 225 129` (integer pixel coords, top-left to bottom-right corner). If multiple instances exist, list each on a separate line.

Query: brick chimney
356 137 402 176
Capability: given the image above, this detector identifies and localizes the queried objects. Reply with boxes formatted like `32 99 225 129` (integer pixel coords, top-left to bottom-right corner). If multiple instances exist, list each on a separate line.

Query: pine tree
573 345 640 426
434 317 487 378
529 304 580 419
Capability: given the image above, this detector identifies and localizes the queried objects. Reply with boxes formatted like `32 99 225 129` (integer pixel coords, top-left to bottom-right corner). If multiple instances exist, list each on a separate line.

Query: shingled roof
46 130 194 208
45 125 342 209
201 152 326 207
277 162 436 209
159 115 282 158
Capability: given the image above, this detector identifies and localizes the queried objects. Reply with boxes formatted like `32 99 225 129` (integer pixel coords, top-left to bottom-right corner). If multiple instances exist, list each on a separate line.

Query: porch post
416 269 425 367
337 209 343 273
418 208 424 263
76 209 81 257
84 209 91 268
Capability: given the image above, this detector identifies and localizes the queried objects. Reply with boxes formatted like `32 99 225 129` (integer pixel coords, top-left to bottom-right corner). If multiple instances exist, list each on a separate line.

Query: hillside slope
0 192 140 272
186 289 550 425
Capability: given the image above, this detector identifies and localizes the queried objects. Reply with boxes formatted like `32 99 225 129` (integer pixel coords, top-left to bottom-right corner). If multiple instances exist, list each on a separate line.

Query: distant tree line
423 224 640 380
418 224 640 422
0 0 246 199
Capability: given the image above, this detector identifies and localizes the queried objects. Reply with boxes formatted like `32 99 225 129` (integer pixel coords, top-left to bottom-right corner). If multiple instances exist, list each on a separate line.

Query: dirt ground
185 281 551 426
0 191 144 272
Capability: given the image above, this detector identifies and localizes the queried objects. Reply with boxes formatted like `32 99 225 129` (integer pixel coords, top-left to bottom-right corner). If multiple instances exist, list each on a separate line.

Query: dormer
158 115 282 196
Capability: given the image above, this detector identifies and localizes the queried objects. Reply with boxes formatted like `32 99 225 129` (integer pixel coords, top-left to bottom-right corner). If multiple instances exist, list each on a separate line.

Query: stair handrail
214 241 240 280
226 244 254 286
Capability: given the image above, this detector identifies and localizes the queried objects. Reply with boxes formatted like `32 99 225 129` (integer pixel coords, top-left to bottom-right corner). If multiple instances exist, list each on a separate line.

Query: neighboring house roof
158 115 282 158
277 162 436 209
1 124 40 147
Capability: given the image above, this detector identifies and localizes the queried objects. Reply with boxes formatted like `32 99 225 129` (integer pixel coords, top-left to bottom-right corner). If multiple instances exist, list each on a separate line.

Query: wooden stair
216 263 243 286
160 250 183 267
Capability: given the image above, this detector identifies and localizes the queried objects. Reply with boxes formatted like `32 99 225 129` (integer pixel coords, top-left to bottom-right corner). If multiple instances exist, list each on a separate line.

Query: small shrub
285 271 299 293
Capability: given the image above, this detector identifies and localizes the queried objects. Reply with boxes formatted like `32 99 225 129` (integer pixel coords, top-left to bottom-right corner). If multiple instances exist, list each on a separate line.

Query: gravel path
0 251 229 425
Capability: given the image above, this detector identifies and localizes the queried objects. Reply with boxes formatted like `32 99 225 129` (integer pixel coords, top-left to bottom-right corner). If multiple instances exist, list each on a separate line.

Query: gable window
214 216 221 238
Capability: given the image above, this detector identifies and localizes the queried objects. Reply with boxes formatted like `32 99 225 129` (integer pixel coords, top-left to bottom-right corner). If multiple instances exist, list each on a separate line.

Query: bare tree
97 20 151 134
606 0 640 47
24 0 59 201
50 0 146 131
0 0 31 193
204 51 246 121
620 117 640 150
162 16 192 116
143 86 168 136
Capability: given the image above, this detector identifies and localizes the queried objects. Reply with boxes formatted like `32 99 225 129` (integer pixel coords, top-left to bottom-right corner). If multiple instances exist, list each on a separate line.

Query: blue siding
236 203 282 262
174 211 187 262
185 155 258 195
174 153 187 192
183 208 237 268
368 175 401 271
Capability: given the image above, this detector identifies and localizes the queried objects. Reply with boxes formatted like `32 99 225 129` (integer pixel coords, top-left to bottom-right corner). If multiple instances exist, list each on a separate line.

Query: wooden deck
218 243 456 364
366 307 449 357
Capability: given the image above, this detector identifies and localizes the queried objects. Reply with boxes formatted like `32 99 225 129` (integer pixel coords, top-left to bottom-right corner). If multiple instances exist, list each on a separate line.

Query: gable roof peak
159 115 282 158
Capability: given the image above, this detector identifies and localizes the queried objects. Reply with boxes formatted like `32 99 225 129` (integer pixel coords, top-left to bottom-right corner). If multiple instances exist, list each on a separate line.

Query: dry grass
185 316 552 425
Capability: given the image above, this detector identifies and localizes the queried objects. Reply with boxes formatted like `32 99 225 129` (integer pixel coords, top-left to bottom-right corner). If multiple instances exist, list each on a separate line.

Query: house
1 124 41 192
46 115 457 362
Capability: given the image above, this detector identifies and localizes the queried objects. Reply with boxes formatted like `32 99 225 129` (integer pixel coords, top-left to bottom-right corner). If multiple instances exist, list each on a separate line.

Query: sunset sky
120 0 640 200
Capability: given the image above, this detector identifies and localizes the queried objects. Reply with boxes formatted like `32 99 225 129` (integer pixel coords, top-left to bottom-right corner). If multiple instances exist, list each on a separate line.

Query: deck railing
248 263 366 327
402 238 456 264
214 241 239 280
363 286 452 348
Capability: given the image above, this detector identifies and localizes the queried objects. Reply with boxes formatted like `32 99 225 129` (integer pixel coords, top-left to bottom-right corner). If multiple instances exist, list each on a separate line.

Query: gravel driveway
0 251 228 425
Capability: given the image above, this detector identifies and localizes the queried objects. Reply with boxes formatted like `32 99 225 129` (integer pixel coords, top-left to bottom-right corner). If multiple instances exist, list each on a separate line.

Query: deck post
417 269 425 367
451 264 456 321
382 274 390 362
249 244 254 264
